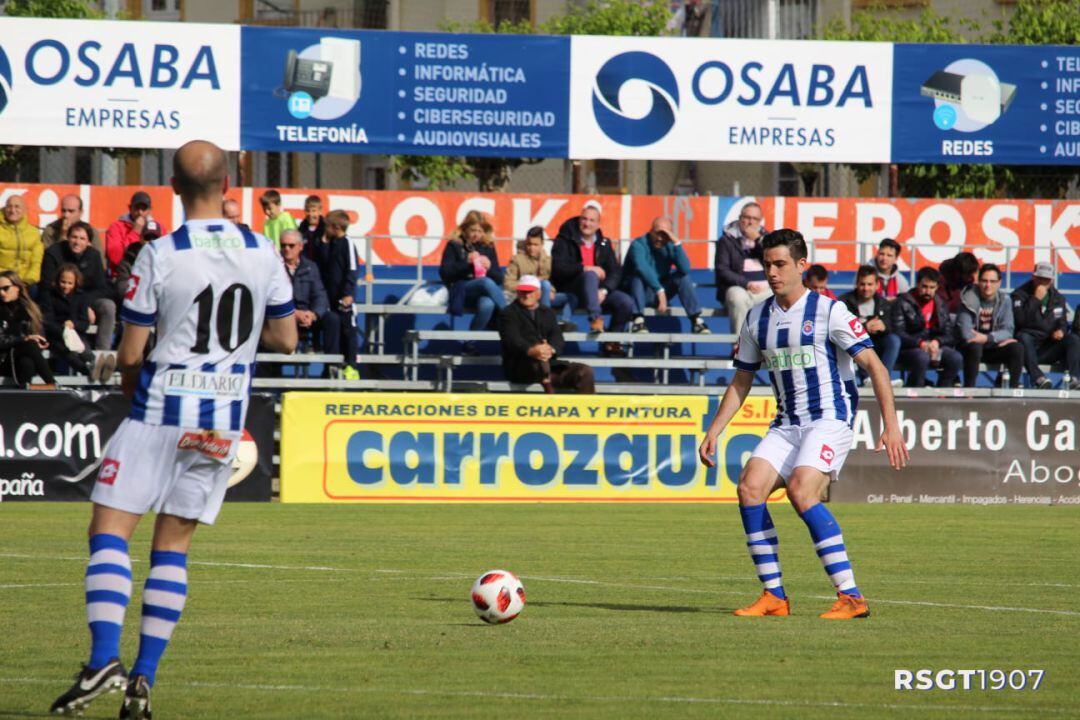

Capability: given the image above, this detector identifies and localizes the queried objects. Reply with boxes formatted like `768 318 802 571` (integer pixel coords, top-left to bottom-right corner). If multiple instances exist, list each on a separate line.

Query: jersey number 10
190 283 255 354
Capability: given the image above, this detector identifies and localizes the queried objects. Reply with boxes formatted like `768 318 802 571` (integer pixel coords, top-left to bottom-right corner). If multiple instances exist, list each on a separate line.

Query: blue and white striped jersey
735 290 873 428
119 219 295 431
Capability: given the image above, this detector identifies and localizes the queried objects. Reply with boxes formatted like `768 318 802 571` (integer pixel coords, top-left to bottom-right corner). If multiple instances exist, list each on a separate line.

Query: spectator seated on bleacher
41 194 94 251
937 251 978 316
957 263 1023 388
222 198 250 231
873 238 908 300
804 264 838 301
41 221 116 351
320 210 360 378
259 189 297 250
112 223 160 305
551 201 634 356
279 229 331 350
840 264 900 383
504 225 576 332
440 210 506 355
0 270 56 388
0 195 43 298
498 275 594 394
622 216 709 335
38 264 114 382
1012 261 1079 390
889 266 962 388
104 191 165 280
714 200 768 337
299 194 326 259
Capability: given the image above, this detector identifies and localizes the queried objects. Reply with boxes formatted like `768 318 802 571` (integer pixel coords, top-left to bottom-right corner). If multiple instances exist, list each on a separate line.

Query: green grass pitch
1 503 1077 719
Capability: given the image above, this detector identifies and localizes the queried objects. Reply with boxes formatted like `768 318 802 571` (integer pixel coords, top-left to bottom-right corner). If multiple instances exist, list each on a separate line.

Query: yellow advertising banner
280 392 783 503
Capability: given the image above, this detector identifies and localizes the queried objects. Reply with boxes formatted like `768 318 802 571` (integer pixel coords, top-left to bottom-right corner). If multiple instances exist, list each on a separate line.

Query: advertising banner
279 392 782 503
838 398 1080 505
280 392 1078 505
2 183 1076 273
569 36 893 163
240 28 570 157
0 17 240 150
892 43 1079 166
0 391 276 503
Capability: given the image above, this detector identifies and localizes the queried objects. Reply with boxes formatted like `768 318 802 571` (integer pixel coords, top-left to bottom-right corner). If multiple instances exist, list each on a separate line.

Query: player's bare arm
116 323 153 400
854 348 909 470
261 315 299 355
698 369 754 467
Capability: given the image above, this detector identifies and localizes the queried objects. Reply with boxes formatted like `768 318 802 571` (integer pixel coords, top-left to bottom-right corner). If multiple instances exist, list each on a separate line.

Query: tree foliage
393 0 670 191
822 0 1079 199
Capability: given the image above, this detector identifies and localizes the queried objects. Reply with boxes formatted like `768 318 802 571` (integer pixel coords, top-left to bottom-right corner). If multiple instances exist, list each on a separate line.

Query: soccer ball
470 570 526 624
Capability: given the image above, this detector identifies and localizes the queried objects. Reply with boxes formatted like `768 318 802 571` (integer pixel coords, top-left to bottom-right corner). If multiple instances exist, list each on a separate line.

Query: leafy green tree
392 0 670 191
823 0 1079 198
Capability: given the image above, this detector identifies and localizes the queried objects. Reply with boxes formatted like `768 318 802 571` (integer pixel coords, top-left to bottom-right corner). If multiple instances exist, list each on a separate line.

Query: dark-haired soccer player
700 229 908 620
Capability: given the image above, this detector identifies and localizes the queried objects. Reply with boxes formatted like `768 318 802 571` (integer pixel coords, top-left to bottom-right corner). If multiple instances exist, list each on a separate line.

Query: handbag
62 326 86 354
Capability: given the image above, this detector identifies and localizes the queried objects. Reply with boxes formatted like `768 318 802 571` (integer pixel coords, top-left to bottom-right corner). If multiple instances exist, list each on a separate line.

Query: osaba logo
592 51 679 147
0 46 13 117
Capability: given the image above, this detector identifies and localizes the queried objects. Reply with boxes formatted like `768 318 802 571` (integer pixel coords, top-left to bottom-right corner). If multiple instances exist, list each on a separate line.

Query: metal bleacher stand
17 234 1078 395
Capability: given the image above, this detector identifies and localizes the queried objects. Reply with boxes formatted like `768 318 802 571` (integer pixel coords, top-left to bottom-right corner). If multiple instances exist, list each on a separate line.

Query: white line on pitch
0 677 1066 715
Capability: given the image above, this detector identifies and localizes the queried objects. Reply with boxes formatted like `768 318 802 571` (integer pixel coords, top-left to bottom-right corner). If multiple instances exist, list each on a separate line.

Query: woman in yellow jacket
0 196 43 292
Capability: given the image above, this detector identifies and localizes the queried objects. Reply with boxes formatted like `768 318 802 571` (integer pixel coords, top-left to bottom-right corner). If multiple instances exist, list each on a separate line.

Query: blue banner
240 28 570 157
891 43 1079 165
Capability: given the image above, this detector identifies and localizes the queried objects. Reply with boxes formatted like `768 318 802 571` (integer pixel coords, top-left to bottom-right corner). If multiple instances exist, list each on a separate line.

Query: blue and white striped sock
739 503 786 600
86 534 132 668
800 503 861 598
131 551 188 687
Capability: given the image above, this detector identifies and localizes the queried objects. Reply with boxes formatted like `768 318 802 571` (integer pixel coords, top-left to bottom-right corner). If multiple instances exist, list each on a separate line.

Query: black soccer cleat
118 673 152 720
50 659 128 715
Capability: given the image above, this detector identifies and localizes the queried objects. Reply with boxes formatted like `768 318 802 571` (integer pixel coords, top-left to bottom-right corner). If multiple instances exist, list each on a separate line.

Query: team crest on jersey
802 320 814 335
98 459 120 485
125 274 140 300
820 444 835 465
178 431 233 460
848 318 867 337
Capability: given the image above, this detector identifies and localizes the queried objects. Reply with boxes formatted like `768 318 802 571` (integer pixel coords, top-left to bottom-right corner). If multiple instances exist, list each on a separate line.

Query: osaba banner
838 397 1080 505
279 392 783 503
0 391 276 503
2 182 1077 272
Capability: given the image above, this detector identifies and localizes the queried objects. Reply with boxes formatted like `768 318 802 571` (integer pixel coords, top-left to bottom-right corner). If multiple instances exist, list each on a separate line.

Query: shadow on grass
418 596 733 614
0 710 55 718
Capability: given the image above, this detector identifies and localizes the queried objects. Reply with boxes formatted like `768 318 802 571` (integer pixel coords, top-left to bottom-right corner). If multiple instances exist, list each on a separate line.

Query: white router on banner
320 37 361 103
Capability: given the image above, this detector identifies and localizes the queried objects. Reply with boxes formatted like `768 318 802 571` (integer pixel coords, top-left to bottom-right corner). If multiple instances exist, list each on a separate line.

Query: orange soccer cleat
733 590 791 617
820 592 870 619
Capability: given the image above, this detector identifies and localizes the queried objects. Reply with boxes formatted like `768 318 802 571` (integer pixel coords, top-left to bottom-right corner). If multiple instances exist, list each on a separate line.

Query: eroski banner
0 17 240 150
569 36 893 163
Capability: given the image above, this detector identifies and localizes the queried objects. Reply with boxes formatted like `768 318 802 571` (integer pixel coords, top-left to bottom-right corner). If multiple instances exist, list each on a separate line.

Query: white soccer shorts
751 419 854 483
91 419 240 525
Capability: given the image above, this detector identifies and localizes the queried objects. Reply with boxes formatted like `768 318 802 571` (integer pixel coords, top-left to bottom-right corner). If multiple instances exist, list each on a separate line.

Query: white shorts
91 419 239 525
751 419 854 483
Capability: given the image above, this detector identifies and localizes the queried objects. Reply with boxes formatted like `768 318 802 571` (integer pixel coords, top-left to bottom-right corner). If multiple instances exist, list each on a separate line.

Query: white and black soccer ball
470 570 526 624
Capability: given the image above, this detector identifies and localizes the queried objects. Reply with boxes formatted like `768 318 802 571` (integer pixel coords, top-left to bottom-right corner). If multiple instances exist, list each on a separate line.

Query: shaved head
172 140 228 202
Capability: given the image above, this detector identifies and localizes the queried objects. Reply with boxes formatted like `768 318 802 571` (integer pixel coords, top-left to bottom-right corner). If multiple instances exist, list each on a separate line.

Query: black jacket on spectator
550 216 622 294
39 287 91 336
0 302 33 355
889 290 956 349
41 243 109 302
713 229 764 300
288 256 329 318
323 237 359 307
439 239 503 316
300 217 326 260
498 300 565 384
839 291 892 334
1011 280 1068 343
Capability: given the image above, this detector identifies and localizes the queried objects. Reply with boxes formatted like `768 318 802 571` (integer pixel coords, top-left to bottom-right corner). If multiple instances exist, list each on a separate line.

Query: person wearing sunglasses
0 270 56 388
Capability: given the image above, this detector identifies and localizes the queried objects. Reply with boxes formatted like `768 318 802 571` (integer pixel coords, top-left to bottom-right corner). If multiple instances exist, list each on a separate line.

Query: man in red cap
105 191 166 278
498 274 594 393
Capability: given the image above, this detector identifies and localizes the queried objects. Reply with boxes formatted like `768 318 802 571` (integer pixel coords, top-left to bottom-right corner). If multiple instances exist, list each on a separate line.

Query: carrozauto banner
0 18 1077 164
279 392 1079 504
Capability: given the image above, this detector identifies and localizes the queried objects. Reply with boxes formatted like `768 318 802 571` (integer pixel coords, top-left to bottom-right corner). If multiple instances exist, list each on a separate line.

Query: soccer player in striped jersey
699 229 908 620
50 141 297 718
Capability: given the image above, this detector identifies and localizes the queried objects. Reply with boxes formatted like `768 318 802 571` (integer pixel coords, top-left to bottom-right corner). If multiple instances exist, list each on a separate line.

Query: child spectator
39 264 113 381
504 226 576 331
260 189 297 249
